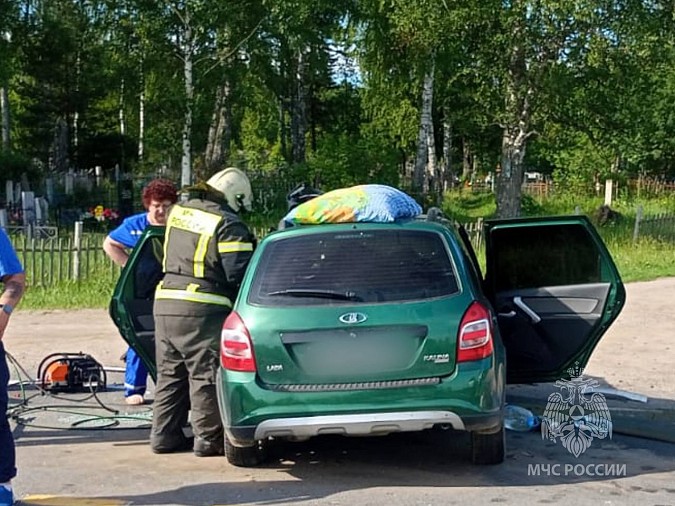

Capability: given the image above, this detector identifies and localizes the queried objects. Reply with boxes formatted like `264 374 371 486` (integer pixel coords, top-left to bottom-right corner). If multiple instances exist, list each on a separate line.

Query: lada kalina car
110 211 625 466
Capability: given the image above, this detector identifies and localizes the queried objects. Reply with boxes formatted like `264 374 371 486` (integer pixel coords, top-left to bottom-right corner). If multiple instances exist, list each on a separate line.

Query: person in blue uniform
103 179 178 405
0 228 25 506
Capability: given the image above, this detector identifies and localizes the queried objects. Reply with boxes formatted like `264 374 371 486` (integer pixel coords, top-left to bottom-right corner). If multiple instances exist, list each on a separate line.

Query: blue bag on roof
283 184 423 225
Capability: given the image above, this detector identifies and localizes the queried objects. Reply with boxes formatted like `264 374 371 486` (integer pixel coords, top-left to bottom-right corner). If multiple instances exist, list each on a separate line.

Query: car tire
224 436 267 467
471 426 505 465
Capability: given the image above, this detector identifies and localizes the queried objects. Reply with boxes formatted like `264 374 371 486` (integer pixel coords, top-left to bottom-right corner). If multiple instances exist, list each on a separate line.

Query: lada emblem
339 312 368 325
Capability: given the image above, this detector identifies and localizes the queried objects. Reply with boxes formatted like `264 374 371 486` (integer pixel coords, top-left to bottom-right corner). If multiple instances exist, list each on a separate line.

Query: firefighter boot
194 436 224 457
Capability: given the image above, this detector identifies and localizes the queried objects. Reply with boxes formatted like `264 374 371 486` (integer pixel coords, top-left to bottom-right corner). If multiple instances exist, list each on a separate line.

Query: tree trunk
414 58 436 195
496 36 532 219
205 85 223 170
73 51 81 151
52 117 69 172
611 154 620 173
291 46 308 164
497 126 527 217
462 138 473 181
222 95 232 165
279 41 289 162
413 135 425 193
442 107 452 191
180 21 194 190
205 78 232 173
279 99 287 161
138 62 145 162
425 72 437 196
119 78 125 136
1 86 10 150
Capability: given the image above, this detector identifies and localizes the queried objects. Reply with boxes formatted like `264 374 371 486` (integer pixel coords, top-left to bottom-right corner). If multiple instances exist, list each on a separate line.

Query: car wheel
471 426 505 465
224 436 267 467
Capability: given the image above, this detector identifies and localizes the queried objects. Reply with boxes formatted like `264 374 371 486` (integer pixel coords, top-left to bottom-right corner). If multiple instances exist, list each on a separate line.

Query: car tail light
457 301 493 362
221 311 256 372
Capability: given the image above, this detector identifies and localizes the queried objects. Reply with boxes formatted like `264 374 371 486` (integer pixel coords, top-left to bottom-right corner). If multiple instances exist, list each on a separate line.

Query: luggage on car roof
282 184 422 225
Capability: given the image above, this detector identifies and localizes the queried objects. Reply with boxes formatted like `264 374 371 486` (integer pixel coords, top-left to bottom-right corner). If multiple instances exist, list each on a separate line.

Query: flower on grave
89 205 119 222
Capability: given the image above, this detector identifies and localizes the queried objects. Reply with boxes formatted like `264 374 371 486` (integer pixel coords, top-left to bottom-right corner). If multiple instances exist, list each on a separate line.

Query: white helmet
206 167 253 212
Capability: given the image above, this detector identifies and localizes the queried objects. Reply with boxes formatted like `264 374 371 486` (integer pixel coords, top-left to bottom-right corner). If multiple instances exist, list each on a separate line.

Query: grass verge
22 276 117 310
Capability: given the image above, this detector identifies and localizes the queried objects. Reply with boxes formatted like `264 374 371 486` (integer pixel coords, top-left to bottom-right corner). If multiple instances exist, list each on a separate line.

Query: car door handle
513 296 542 324
497 310 516 318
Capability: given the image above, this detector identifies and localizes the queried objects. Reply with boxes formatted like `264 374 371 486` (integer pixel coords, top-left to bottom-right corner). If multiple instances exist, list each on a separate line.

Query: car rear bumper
217 358 505 447
224 410 502 446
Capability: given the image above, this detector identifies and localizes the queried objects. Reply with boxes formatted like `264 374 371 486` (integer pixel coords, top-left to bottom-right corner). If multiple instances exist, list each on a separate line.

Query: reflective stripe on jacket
155 282 233 307
154 198 255 315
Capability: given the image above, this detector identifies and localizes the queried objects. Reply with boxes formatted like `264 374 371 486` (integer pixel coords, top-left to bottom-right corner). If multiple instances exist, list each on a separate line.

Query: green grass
604 236 675 282
442 190 496 222
22 274 117 310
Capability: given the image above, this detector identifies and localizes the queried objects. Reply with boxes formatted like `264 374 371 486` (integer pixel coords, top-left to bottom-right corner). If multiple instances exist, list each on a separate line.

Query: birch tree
1 72 12 151
414 57 436 193
204 77 232 170
358 0 472 196
0 0 38 154
480 0 646 217
0 0 18 150
177 4 196 189
203 4 265 173
104 0 149 164
258 0 349 166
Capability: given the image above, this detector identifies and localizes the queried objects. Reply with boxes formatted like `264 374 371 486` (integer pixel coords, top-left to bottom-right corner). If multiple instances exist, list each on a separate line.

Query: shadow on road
24 429 667 506
507 376 675 444
14 376 675 506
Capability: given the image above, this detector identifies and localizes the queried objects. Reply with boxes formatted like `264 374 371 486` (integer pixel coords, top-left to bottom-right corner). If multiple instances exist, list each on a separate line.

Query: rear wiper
266 289 363 301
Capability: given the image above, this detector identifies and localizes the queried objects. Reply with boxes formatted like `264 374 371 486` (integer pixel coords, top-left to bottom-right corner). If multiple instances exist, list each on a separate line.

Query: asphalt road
4 278 675 506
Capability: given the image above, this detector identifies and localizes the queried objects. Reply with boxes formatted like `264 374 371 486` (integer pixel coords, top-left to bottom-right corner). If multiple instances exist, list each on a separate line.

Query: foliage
519 194 544 216
238 90 284 170
0 150 38 185
306 132 400 189
0 0 674 218
78 133 138 173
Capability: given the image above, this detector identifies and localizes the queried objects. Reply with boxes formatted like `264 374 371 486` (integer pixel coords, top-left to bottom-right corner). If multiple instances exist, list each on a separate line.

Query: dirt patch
5 308 127 384
584 277 675 400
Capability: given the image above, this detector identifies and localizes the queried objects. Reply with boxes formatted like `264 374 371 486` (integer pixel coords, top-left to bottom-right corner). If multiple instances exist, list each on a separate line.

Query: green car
109 212 625 466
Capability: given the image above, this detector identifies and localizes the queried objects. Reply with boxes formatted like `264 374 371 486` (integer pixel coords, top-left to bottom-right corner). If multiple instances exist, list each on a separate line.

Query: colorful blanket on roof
283 184 423 225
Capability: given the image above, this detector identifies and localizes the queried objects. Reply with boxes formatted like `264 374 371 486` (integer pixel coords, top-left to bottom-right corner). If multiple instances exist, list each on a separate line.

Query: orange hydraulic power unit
37 353 107 393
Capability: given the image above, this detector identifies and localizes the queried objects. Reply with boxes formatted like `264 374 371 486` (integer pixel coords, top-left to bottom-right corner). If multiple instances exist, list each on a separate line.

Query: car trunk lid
239 296 472 385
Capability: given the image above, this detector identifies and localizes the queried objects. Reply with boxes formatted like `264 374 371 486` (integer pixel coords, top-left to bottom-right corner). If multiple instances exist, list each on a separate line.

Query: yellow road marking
21 496 127 506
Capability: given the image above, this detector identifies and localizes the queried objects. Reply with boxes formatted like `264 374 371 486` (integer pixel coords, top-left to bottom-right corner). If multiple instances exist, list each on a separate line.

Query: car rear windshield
248 229 459 306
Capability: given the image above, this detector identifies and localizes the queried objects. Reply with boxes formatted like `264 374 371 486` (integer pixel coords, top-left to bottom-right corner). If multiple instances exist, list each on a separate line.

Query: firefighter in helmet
151 167 256 457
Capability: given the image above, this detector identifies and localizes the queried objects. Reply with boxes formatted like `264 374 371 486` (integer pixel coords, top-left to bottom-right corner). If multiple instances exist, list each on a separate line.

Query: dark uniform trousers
151 311 227 449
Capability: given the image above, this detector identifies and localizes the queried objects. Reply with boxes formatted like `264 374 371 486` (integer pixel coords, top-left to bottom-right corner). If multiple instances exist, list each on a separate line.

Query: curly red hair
142 179 178 208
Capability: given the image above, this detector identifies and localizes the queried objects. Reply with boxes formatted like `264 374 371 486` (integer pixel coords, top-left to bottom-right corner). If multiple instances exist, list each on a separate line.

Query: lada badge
339 312 368 325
